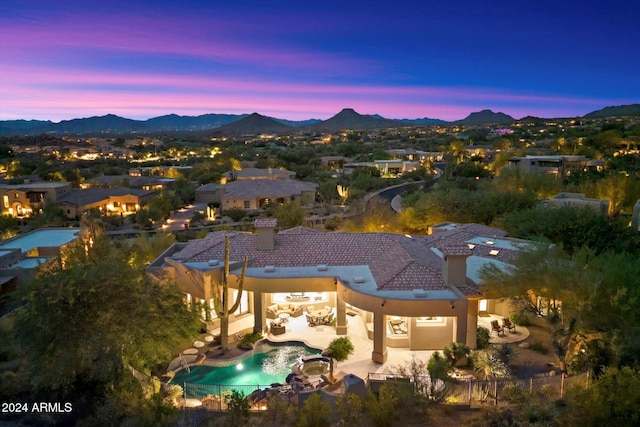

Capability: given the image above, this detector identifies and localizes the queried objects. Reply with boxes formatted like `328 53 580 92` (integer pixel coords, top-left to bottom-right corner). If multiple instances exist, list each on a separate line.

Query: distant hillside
55 114 143 133
518 115 546 123
213 113 294 135
273 117 322 127
145 113 245 130
303 108 404 131
456 109 515 125
398 117 448 125
583 104 640 118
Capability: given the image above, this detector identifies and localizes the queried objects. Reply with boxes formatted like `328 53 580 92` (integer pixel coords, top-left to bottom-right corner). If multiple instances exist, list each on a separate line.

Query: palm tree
212 235 248 353
323 337 354 383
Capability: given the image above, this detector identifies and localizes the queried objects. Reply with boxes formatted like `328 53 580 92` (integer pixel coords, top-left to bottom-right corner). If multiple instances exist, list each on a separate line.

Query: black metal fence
177 372 589 411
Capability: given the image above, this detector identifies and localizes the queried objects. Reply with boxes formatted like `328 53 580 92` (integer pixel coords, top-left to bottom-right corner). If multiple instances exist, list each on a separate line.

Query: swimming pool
171 341 321 391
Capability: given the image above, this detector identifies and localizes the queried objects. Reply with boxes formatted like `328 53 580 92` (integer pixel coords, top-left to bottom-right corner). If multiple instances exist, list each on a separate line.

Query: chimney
254 218 277 250
440 244 472 286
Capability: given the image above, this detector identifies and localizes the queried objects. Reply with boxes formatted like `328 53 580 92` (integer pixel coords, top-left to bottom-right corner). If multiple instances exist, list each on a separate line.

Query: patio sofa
266 303 304 319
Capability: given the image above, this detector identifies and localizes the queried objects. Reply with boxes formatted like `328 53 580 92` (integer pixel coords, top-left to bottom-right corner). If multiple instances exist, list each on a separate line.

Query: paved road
161 203 207 231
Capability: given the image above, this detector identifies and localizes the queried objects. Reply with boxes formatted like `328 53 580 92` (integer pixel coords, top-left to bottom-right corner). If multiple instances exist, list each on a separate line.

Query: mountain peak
457 109 515 125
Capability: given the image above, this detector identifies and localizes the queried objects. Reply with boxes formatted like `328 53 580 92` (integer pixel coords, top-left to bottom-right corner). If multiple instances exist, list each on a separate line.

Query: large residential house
343 160 420 177
0 181 72 217
0 228 85 295
148 220 528 363
544 193 611 215
195 168 317 210
56 187 154 218
222 168 295 181
506 155 605 177
82 175 176 191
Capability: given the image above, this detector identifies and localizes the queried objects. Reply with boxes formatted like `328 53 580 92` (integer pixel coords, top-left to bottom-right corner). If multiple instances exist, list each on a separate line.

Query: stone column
455 300 469 345
466 299 479 349
253 291 266 334
372 312 387 363
336 294 347 335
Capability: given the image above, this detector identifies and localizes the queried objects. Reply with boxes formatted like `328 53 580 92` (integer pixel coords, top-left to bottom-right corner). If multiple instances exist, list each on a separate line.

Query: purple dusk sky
1 0 639 122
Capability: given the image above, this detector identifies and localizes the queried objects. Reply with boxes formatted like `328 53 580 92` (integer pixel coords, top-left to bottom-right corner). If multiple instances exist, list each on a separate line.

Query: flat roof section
0 228 84 253
13 257 49 269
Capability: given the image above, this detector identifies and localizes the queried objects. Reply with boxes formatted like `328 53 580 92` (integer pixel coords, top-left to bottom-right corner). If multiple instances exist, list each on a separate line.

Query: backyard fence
178 372 590 411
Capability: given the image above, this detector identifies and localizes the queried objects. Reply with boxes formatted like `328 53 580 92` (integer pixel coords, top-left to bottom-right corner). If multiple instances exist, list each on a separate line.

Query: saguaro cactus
212 235 248 352
337 184 349 206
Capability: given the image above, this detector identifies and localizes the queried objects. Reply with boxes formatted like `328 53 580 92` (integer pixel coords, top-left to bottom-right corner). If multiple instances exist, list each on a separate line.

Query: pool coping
166 338 324 381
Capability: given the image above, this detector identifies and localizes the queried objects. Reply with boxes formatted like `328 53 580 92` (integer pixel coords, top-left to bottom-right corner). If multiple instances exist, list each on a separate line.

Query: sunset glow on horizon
1 0 639 122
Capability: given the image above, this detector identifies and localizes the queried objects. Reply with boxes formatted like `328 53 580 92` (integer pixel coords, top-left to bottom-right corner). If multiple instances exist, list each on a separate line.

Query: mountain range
1 104 637 136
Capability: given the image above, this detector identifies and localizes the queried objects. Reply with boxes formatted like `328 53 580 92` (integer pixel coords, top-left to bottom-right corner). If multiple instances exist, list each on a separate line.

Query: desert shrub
501 384 528 405
477 326 490 350
443 342 470 367
510 312 530 326
427 351 449 381
237 332 262 350
530 341 549 355
224 207 247 222
494 343 514 364
223 390 250 427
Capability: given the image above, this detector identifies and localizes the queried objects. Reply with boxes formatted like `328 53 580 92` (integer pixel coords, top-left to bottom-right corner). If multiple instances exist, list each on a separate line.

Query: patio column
203 274 212 322
372 312 387 363
253 291 266 334
455 300 469 345
466 299 479 349
335 294 347 335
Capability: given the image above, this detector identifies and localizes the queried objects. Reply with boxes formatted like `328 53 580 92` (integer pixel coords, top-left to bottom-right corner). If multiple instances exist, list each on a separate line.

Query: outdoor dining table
310 309 330 319
307 308 332 325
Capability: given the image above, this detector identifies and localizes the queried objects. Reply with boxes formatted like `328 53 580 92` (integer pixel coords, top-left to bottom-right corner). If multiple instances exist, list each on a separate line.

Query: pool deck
171 312 531 381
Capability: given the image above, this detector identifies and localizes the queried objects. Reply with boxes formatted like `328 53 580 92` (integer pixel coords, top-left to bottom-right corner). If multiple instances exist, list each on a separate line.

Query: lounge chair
502 318 516 333
306 314 317 327
490 320 505 336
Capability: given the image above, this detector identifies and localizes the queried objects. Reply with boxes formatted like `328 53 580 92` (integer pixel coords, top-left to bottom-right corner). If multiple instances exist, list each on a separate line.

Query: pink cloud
1 64 630 122
0 11 370 77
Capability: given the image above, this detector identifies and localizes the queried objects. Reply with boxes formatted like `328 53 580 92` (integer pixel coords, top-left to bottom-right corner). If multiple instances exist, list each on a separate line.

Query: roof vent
317 264 328 271
208 259 219 266
264 265 276 272
413 289 428 298
353 276 365 284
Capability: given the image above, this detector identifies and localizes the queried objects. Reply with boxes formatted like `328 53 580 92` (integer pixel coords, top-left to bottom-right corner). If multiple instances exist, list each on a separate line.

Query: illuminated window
232 290 250 315
416 316 444 324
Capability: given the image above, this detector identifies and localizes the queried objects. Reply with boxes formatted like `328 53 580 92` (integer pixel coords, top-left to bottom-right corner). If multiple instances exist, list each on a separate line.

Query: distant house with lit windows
506 155 604 177
195 168 317 210
148 220 531 363
0 181 72 217
56 187 154 219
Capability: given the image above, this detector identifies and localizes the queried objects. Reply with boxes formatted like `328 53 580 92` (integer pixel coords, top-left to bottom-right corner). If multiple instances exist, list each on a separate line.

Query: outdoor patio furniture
490 320 505 336
502 318 516 333
271 322 285 335
306 314 317 327
321 312 334 326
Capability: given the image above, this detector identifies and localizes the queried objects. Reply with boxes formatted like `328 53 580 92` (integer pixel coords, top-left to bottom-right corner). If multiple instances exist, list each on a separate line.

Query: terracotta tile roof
170 224 524 295
221 179 317 199
440 243 472 256
254 218 277 228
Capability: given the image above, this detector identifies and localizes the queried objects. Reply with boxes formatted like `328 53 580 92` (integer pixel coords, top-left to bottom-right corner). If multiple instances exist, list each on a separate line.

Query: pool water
171 342 321 387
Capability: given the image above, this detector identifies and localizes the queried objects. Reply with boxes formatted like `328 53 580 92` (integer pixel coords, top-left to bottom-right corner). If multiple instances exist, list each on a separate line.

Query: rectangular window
416 316 444 325
3 195 8 208
244 200 250 209
232 290 249 315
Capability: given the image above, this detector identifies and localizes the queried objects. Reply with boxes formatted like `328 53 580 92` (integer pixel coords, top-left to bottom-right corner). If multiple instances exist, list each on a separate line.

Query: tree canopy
12 234 201 422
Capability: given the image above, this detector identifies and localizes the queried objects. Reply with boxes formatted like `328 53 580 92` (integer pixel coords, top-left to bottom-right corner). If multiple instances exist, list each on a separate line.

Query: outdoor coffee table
278 312 291 322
